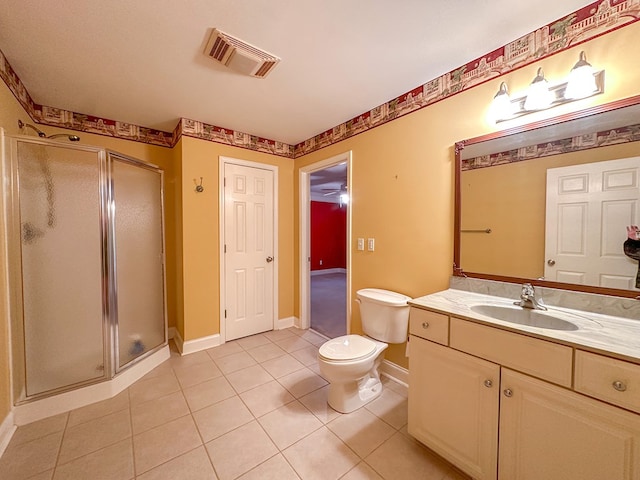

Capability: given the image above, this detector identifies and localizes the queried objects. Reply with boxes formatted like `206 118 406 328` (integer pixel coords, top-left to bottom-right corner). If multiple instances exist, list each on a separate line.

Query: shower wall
6 137 167 402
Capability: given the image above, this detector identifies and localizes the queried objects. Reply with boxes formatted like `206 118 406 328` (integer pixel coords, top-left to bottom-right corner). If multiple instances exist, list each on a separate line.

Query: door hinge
223 177 226 187
224 244 227 253
224 309 227 318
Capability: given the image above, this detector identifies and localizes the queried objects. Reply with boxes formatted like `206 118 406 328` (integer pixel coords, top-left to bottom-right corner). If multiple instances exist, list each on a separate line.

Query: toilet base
327 373 384 413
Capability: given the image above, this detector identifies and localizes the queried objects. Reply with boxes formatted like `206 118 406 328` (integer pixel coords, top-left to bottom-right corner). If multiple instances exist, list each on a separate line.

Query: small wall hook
194 177 204 193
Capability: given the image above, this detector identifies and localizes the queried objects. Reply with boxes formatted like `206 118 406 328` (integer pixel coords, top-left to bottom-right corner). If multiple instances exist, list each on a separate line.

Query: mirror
454 95 640 299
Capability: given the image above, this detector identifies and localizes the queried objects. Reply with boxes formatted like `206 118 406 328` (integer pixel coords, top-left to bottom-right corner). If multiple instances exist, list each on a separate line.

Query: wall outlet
367 238 375 251
357 238 365 251
319 259 323 265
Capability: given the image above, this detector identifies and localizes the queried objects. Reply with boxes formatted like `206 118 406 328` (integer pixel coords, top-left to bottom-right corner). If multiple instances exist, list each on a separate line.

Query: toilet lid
319 335 376 361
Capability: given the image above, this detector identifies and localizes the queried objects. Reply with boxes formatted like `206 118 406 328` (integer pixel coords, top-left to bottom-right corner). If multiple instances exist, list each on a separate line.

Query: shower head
17 120 46 137
18 120 81 142
48 134 81 142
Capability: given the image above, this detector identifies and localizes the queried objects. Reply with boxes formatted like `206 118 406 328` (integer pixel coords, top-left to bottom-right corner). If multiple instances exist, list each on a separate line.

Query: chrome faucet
514 283 547 310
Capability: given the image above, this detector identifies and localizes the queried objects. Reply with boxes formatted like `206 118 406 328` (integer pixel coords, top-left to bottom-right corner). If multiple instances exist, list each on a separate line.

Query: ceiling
0 0 592 145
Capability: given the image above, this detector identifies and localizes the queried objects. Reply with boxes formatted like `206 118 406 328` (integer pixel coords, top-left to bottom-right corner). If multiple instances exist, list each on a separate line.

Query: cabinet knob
612 381 627 392
484 379 493 388
422 322 429 329
503 388 513 397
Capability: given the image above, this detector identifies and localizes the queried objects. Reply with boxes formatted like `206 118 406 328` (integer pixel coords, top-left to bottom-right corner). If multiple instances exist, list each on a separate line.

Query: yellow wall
294 24 640 368
461 142 640 277
178 136 294 340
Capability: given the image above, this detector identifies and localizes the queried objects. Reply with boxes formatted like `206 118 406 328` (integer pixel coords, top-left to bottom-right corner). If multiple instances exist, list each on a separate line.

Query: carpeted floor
310 272 347 339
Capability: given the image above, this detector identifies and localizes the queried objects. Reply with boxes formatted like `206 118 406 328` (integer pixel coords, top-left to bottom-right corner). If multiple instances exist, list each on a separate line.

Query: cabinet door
408 336 500 480
499 368 640 480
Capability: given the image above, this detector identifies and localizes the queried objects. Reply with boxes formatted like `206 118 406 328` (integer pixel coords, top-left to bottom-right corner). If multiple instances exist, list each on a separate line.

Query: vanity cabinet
408 336 499 480
408 306 640 480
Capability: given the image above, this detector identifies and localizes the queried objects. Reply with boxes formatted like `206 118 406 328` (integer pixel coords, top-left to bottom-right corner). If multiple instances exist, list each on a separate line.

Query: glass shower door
17 141 107 397
110 154 166 370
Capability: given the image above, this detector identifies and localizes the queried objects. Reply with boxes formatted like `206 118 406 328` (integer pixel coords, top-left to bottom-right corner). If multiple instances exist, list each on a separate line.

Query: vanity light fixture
564 51 598 100
523 68 554 111
490 51 604 123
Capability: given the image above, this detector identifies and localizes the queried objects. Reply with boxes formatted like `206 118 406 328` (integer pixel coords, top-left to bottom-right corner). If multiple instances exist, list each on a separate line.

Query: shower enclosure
4 135 167 403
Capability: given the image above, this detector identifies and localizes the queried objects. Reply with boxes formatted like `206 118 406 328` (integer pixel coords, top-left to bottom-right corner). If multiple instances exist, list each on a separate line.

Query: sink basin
470 304 579 331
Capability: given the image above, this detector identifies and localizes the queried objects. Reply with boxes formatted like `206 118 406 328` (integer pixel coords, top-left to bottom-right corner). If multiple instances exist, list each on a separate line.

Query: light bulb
524 68 553 111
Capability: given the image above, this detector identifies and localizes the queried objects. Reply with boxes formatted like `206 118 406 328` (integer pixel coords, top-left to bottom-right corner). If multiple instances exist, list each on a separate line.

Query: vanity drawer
410 307 449 345
450 317 573 387
575 350 640 414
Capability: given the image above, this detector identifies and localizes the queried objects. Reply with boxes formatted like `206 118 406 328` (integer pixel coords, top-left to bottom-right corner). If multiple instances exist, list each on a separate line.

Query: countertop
410 288 640 364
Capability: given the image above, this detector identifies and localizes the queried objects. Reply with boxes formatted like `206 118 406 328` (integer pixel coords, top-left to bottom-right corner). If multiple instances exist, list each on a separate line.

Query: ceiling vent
204 28 280 78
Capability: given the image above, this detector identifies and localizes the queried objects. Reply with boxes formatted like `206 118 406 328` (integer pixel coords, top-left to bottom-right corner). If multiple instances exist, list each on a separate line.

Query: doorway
299 152 351 338
220 157 278 342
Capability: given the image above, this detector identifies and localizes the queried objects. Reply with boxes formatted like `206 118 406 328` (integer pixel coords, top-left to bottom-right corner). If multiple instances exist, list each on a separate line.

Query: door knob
266 256 274 263
547 259 556 266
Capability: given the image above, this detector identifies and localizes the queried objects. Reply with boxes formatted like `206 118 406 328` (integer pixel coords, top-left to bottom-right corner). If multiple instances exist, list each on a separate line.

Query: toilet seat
318 334 376 361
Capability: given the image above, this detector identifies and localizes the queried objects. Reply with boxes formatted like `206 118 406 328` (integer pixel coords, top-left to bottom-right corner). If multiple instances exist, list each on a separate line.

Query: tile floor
0 327 470 480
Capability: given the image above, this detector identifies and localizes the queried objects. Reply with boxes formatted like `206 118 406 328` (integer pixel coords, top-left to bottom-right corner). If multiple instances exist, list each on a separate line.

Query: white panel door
545 157 639 289
224 163 274 340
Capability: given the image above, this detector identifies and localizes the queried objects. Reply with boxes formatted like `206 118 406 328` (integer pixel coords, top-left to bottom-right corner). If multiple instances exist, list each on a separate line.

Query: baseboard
178 332 221 356
277 316 295 330
310 268 346 276
13 345 169 426
381 359 409 387
0 409 16 458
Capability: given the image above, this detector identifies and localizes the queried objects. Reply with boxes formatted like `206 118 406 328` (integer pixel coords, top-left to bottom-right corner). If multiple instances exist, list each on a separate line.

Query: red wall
311 201 346 271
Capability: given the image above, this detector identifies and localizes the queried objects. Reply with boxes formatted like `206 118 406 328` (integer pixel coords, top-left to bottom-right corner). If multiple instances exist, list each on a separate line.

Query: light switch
367 238 375 251
357 238 365 251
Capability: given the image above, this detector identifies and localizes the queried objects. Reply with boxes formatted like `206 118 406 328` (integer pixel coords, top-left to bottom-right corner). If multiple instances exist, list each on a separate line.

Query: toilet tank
356 288 411 343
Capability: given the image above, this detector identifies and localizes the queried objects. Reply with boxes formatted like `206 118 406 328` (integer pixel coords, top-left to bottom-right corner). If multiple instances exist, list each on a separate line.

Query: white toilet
317 288 411 413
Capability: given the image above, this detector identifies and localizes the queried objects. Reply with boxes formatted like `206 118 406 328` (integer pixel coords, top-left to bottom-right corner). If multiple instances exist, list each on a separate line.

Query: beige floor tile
246 342 287 363
299 330 327 347
237 453 300 480
133 415 202 474
365 431 451 480
192 396 254 442
261 354 305 378
239 380 295 418
290 345 319 366
206 342 244 360
58 409 131 465
136 446 217 480
341 462 384 480
444 467 473 480
129 372 180 406
53 438 134 480
182 376 236 412
131 390 190 434
258 400 323 450
0 431 63 480
263 328 296 342
364 388 407 429
327 408 395 458
236 333 272 350
307 362 325 379
205 421 277 480
169 350 214 369
284 326 305 336
139 360 174 381
277 367 328 398
67 390 129 428
23 470 53 480
274 336 314 353
225 364 273 393
298 385 342 424
282 427 359 480
174 360 223 389
10 413 68 446
213 351 257 375
381 376 408 398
